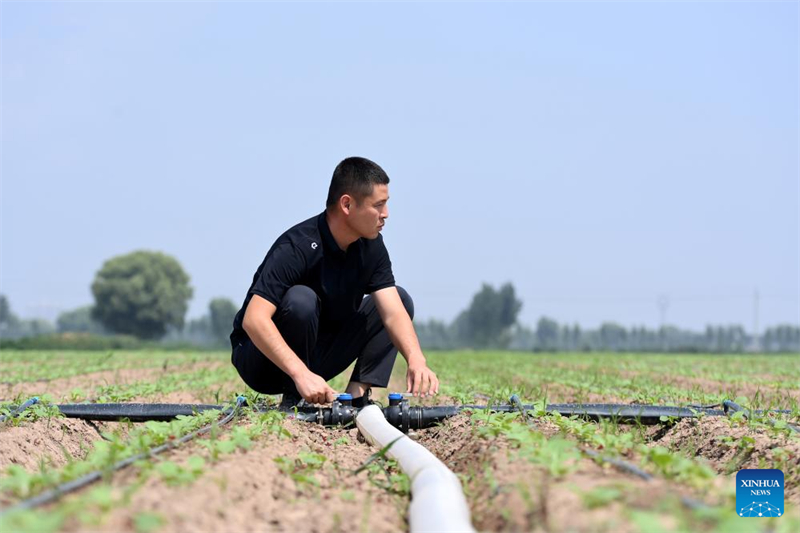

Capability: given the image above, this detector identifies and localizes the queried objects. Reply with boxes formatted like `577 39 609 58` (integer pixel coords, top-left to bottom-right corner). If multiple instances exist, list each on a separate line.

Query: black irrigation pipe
241 402 732 431
46 401 726 426
526 403 729 424
56 402 226 422
723 400 800 433
720 401 793 416
506 395 709 511
0 396 246 516
5 398 788 431
0 397 39 423
4 398 796 433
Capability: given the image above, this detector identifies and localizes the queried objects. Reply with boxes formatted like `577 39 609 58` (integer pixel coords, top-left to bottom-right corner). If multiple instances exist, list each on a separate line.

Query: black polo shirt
230 212 395 346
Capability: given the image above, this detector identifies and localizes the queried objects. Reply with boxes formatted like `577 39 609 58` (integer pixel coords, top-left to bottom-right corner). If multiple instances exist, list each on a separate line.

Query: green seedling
0 507 65 533
362 458 410 496
198 426 254 461
156 456 205 486
638 445 715 488
353 437 402 475
727 410 747 425
69 388 86 402
658 414 680 425
247 409 290 438
470 411 524 440
1 398 63 426
580 486 623 509
723 435 756 474
522 437 582 478
0 465 36 498
76 486 115 526
274 451 327 490
133 512 165 533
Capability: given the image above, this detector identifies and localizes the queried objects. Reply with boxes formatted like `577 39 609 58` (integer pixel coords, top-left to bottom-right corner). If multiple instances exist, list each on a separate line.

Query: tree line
1 250 797 353
413 284 800 353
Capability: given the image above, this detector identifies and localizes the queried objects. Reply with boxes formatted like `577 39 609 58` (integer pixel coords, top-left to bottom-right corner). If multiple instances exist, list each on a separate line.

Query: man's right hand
293 370 337 404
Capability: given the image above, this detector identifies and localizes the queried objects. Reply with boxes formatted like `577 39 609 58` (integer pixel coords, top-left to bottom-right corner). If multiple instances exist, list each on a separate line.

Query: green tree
0 294 56 339
26 319 56 336
91 250 193 340
571 324 583 351
599 322 628 351
0 294 10 326
535 316 559 351
0 294 21 338
414 318 454 349
57 306 105 334
208 297 238 343
458 282 522 348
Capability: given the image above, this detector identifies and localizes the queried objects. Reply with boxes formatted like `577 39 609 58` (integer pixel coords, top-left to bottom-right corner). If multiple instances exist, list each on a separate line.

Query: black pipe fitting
326 399 357 427
383 395 403 431
287 399 461 432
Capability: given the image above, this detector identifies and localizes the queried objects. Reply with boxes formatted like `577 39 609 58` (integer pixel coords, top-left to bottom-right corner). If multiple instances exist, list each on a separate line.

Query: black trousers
231 286 414 395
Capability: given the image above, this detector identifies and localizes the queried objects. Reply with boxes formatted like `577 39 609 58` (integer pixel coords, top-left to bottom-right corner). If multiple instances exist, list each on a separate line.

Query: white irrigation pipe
356 405 475 533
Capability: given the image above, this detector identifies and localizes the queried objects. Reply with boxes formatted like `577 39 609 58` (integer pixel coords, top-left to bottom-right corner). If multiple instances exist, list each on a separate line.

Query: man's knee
279 285 320 322
396 286 414 320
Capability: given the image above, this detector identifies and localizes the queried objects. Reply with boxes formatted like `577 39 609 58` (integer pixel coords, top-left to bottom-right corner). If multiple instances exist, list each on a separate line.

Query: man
230 157 439 407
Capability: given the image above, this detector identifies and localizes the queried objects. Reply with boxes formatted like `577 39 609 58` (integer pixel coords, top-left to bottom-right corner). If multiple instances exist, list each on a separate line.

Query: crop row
449 400 798 531
0 351 225 384
4 350 798 410
0 404 288 532
424 352 800 411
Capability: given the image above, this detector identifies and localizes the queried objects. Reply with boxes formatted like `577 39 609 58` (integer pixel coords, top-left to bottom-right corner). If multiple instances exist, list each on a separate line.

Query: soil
2 365 798 532
0 417 130 506
56 418 407 533
7 403 795 532
417 414 689 532
646 417 800 505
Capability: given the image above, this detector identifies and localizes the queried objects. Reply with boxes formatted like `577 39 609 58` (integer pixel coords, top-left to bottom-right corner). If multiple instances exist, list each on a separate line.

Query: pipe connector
328 396 357 426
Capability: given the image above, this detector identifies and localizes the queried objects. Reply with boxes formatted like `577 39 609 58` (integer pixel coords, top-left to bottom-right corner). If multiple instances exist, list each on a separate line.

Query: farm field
1 350 799 533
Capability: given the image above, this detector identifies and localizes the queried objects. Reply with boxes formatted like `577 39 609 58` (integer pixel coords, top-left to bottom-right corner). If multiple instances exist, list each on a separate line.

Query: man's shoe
352 387 374 408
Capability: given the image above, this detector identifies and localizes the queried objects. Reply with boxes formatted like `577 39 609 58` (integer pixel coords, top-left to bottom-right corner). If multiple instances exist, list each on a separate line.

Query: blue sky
1 1 798 331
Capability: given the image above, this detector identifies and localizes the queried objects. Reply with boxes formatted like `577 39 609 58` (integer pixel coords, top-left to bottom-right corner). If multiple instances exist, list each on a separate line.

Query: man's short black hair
326 157 390 209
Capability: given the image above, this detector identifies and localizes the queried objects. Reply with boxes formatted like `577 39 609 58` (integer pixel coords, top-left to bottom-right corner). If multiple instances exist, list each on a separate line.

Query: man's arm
242 294 337 404
372 287 439 397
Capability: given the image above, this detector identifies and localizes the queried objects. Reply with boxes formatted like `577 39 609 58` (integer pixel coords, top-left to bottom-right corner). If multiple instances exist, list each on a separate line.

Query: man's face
348 184 389 239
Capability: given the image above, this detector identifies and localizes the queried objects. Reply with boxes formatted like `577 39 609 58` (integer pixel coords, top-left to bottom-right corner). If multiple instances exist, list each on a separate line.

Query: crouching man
230 157 439 408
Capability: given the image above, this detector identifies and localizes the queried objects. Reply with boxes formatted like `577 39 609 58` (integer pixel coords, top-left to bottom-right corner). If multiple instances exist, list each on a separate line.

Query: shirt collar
318 211 347 257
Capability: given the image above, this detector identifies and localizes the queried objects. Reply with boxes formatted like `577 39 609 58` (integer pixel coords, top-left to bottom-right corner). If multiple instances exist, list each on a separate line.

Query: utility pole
657 294 669 351
658 294 669 328
752 288 760 352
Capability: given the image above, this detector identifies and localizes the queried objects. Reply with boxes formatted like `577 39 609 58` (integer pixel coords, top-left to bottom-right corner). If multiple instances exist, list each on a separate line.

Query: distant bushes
0 332 217 351
0 332 144 350
1 288 238 349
